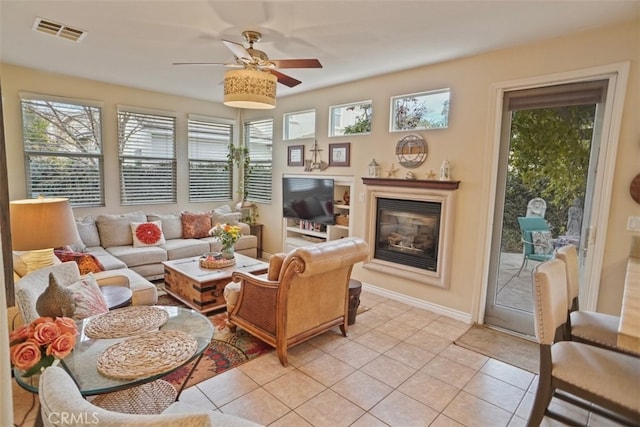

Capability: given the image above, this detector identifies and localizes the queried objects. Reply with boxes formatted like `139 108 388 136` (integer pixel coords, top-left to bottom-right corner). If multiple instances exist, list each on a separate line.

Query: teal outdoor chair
512 216 555 279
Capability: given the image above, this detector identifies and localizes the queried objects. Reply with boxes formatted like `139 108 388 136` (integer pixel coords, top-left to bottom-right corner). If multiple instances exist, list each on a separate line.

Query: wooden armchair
226 237 369 366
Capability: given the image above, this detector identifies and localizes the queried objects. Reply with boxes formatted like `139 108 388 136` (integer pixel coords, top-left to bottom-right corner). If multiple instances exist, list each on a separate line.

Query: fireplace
362 178 459 289
375 198 441 271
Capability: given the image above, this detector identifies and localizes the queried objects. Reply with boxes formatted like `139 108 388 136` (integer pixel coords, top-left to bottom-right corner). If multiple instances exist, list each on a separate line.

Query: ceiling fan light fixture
223 69 277 109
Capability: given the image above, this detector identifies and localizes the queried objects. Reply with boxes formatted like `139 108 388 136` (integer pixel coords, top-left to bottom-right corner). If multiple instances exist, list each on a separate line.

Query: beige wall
243 19 639 316
1 19 638 322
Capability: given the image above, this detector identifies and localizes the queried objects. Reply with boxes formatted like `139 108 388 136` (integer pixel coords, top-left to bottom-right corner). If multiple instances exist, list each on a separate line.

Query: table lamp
10 196 80 317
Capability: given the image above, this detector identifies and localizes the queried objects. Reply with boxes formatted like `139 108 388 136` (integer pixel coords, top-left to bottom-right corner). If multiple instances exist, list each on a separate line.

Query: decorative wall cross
304 140 329 171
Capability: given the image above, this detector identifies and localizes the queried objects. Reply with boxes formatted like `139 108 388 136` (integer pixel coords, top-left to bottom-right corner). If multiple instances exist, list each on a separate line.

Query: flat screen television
282 177 335 225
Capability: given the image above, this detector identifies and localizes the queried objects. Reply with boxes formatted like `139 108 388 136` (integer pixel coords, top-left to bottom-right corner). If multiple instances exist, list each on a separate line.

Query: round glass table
14 306 214 396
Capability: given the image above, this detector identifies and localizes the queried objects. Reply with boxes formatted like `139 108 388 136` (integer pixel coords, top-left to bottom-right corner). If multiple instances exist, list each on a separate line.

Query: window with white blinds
117 109 176 205
21 96 104 207
188 116 233 202
244 118 273 203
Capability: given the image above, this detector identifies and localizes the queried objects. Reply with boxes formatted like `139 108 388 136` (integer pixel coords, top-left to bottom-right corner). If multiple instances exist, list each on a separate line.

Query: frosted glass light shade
224 69 277 109
10 197 80 251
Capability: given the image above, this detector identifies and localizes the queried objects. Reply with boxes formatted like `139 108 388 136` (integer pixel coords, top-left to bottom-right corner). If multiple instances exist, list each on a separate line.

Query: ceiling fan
173 30 322 88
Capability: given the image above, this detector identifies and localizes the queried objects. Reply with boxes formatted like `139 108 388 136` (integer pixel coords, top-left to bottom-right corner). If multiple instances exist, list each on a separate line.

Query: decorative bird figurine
36 273 76 318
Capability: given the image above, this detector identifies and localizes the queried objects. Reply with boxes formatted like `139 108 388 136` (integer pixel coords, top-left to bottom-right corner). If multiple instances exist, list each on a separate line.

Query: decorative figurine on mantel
368 159 381 178
426 170 437 180
385 163 399 177
439 160 451 181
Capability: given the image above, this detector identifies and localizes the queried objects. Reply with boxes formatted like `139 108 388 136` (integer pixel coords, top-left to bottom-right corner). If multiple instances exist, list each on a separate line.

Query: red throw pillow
54 250 105 275
181 212 212 239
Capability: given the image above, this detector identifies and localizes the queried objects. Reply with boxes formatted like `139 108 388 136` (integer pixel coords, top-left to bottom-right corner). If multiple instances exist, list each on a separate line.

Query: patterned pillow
66 274 109 320
130 221 166 247
54 249 105 275
531 230 554 255
181 212 212 239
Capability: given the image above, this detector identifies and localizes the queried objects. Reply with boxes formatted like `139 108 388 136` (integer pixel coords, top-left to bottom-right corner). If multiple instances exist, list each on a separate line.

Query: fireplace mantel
362 178 460 190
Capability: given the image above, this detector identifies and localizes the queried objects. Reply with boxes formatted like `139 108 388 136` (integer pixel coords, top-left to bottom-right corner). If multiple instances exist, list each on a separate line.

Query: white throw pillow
66 273 109 320
130 221 166 247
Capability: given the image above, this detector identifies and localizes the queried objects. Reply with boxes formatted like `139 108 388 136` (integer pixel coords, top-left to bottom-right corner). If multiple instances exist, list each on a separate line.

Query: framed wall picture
288 145 305 167
329 142 350 167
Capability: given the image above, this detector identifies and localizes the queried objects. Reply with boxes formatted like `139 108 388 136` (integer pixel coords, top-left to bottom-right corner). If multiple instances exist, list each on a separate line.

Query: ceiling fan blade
270 70 302 88
172 62 240 66
222 39 252 61
270 59 322 69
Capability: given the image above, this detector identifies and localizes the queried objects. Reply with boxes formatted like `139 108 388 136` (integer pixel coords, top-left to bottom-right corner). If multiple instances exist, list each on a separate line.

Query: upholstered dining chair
528 259 640 427
555 245 635 356
39 366 263 427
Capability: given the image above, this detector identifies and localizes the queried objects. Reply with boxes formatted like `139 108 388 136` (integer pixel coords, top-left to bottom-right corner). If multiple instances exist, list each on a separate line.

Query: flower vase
221 245 235 260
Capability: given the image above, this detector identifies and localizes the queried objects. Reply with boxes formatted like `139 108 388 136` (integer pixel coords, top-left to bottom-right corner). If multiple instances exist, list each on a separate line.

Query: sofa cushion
72 215 101 251
67 274 109 320
147 213 182 240
84 246 128 270
54 249 105 275
181 211 212 239
131 221 166 247
211 205 241 225
105 245 167 268
162 239 209 261
96 212 147 248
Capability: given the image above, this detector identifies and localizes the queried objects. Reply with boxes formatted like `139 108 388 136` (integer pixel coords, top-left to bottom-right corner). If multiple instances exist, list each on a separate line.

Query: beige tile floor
13 290 612 426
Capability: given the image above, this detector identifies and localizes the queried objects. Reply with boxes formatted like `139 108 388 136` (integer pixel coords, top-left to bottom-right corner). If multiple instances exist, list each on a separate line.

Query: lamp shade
10 197 80 251
223 69 277 109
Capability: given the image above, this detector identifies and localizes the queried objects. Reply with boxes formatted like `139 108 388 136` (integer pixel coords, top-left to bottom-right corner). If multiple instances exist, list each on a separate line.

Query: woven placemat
96 330 198 380
85 306 169 339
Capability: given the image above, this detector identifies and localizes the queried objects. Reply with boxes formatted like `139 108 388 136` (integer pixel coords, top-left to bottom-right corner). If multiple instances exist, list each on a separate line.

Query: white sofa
74 207 258 281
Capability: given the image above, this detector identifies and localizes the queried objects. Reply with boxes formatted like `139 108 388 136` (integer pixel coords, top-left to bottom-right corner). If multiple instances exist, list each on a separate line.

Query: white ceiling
1 1 638 103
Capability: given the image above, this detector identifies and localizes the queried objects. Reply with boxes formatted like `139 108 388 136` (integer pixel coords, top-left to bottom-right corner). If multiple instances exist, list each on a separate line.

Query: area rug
157 294 272 389
454 324 539 373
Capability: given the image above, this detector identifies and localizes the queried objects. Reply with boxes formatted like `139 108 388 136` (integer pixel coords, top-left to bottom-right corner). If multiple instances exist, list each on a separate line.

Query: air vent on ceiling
32 17 87 42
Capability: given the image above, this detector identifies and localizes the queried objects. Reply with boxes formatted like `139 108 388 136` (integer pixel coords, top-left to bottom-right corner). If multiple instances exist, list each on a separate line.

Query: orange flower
9 325 32 345
46 333 76 359
10 339 42 371
32 321 61 346
55 317 78 336
32 316 54 326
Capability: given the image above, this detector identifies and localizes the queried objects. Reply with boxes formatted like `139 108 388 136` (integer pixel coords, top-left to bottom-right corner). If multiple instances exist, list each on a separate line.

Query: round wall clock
395 134 427 168
630 173 640 205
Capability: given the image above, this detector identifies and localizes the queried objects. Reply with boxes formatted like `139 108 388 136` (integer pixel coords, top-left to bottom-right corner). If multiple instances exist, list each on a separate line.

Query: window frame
389 88 451 132
244 118 273 203
117 105 177 206
329 100 372 137
20 92 105 207
187 114 234 202
283 109 315 140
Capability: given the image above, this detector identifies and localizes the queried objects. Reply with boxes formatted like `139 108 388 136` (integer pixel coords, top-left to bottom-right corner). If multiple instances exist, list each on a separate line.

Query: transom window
188 115 233 202
283 110 315 140
329 101 372 136
390 88 450 132
20 94 104 207
117 107 176 205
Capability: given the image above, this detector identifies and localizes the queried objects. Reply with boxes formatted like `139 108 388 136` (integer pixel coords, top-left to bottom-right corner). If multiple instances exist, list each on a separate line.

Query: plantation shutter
20 94 104 207
188 115 233 202
117 108 176 205
244 118 273 203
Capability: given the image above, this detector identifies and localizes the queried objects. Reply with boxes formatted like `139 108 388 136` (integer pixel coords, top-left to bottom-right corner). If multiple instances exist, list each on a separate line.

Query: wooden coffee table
162 253 268 314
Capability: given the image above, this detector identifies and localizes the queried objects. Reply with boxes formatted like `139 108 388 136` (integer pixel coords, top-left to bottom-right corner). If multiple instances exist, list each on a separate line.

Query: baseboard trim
361 282 472 324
